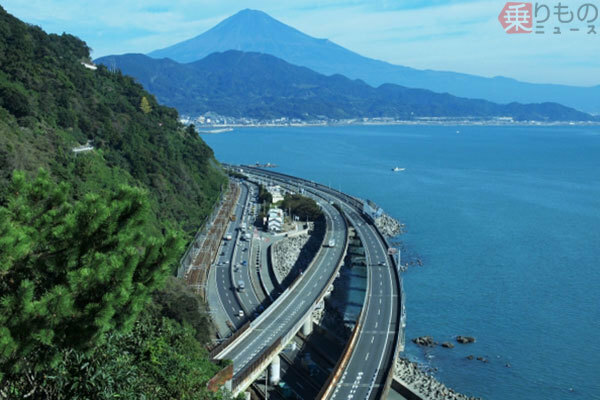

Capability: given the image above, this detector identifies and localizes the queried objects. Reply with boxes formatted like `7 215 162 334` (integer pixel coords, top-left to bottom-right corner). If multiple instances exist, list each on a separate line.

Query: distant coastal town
182 113 600 129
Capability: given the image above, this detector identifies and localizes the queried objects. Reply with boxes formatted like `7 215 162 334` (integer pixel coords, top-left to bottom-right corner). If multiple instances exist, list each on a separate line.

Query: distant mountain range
145 9 600 115
95 50 594 122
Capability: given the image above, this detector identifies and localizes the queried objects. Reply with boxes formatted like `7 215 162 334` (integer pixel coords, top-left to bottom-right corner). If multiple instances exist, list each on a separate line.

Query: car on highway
238 310 245 318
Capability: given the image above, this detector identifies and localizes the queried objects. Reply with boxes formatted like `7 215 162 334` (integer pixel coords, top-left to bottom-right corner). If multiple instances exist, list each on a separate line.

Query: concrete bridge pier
302 316 313 336
269 355 281 385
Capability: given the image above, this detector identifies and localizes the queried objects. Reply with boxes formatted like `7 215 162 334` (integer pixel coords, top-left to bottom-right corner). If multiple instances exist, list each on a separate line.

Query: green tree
281 193 323 221
257 184 273 204
140 96 152 114
0 85 31 118
0 170 183 376
153 276 214 344
185 123 197 137
0 301 227 400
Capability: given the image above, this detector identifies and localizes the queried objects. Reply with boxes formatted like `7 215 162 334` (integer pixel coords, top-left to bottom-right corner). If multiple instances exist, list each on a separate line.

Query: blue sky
2 0 598 86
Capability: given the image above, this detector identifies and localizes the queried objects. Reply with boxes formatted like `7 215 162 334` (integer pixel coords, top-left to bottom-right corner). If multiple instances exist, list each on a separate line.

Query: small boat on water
392 167 406 172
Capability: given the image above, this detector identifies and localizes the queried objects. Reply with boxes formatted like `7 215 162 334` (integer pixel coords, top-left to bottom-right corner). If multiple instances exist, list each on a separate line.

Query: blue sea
202 125 600 400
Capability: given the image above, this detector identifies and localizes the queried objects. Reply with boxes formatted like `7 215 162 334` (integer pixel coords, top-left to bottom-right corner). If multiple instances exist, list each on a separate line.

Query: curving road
238 165 403 400
216 191 347 378
329 204 399 400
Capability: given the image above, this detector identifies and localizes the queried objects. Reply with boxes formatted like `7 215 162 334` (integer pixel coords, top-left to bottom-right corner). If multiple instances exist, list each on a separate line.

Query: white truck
237 280 245 292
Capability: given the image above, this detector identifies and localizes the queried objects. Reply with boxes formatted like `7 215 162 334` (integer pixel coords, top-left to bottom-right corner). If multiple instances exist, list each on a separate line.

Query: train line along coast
176 163 481 399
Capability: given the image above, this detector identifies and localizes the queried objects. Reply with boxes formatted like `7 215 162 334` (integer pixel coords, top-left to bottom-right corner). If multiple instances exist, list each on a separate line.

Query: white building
268 208 284 232
267 185 284 203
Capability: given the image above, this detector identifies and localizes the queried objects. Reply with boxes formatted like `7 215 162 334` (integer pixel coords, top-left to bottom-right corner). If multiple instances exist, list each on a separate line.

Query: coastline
189 117 600 130
394 357 482 400
192 119 600 131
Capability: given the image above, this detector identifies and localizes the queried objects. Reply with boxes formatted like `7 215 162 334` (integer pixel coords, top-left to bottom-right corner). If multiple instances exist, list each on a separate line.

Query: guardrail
217 180 350 395
317 305 365 399
371 213 406 399
227 164 365 210
229 207 349 396
256 243 275 301
211 200 332 361
248 165 405 400
316 214 367 400
209 321 252 359
221 167 406 398
231 338 282 390
229 185 251 317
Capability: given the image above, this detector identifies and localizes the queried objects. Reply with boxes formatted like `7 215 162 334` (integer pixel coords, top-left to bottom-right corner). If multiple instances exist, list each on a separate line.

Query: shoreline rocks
374 213 404 237
394 357 482 400
441 342 455 349
456 336 476 344
412 336 437 347
465 355 489 363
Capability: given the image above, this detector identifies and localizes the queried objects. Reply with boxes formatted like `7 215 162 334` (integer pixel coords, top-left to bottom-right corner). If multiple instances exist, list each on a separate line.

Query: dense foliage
0 171 182 374
0 7 229 398
0 6 227 236
281 193 323 221
0 173 228 399
2 279 224 400
95 51 596 122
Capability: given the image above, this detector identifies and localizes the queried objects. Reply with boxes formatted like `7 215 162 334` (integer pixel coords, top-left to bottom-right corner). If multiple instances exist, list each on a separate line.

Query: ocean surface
202 125 600 400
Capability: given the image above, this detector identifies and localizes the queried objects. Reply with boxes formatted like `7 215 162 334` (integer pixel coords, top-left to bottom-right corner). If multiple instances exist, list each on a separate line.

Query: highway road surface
217 179 348 382
239 166 402 400
212 181 262 328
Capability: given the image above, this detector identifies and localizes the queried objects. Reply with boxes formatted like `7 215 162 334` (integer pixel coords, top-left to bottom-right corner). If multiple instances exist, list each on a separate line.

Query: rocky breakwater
374 213 404 237
394 357 482 400
271 222 320 286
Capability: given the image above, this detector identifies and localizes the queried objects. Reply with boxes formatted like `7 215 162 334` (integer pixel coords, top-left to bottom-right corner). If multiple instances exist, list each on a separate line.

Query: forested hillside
96 51 595 122
0 6 226 236
0 7 229 398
